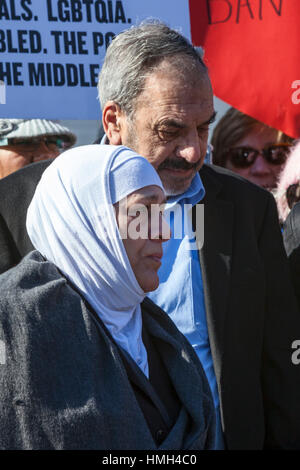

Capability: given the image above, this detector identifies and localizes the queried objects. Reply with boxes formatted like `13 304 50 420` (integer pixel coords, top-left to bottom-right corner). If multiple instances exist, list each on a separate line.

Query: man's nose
176 129 201 163
250 154 271 175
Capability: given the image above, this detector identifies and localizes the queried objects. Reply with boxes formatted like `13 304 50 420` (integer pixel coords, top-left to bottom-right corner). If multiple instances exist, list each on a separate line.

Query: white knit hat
0 119 76 147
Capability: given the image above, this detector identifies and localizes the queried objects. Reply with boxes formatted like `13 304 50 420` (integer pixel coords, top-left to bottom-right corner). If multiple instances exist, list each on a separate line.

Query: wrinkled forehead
132 68 213 126
133 66 212 117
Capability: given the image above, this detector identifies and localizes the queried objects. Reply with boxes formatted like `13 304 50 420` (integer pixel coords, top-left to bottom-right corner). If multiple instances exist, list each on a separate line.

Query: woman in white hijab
0 145 215 450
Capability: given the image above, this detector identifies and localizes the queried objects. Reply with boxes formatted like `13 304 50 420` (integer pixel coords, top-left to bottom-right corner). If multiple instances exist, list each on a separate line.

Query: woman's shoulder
0 251 79 324
0 250 63 291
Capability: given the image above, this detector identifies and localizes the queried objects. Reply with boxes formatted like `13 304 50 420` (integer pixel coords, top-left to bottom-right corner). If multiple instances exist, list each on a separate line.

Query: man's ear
102 101 125 145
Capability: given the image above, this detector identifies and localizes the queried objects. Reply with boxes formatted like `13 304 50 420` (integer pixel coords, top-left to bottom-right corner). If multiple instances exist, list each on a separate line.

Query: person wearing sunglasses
211 107 294 191
276 140 300 225
0 119 76 179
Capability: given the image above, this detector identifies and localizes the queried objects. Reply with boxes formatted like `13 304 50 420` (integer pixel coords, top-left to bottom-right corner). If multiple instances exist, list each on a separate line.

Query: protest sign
189 0 300 138
3 0 300 135
0 0 191 119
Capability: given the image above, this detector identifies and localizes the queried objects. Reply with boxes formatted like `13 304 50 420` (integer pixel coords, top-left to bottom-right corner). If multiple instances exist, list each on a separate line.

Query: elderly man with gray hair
97 21 300 449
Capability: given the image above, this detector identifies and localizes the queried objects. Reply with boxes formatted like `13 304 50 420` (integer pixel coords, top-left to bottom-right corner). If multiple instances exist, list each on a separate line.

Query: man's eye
158 129 179 140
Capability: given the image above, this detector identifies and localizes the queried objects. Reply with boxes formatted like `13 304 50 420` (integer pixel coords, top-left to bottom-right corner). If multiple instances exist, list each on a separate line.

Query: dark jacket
0 251 215 450
196 164 300 449
283 201 300 310
0 160 51 274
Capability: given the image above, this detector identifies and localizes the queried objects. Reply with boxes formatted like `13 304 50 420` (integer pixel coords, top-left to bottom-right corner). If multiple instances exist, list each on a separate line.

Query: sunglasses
224 143 292 169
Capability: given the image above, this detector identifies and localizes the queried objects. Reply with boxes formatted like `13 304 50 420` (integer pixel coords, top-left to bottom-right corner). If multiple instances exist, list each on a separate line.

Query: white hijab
26 145 164 377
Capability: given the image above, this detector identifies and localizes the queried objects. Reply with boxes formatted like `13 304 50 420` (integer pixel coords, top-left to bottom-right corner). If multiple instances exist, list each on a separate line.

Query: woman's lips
148 254 162 265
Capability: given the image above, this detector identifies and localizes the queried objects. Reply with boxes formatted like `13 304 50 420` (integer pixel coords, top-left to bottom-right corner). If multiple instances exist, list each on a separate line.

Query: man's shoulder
0 160 51 206
0 160 51 236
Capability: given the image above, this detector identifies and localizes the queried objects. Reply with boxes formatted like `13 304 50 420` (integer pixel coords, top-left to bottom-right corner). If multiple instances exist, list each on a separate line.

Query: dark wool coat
0 251 215 450
1 160 300 448
197 164 300 449
0 160 51 274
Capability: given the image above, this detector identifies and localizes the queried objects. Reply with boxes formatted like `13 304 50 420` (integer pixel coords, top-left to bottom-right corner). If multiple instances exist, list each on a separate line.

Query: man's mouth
161 167 194 175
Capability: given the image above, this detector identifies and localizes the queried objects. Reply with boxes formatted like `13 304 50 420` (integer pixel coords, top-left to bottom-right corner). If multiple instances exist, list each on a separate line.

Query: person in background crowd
283 200 300 313
0 160 51 273
0 119 76 179
211 107 294 191
0 144 215 450
0 119 76 273
276 141 300 225
97 21 300 449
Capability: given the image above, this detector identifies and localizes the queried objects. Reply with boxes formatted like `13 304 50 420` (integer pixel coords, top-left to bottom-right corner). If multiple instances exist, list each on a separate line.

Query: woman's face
223 126 287 190
115 185 170 293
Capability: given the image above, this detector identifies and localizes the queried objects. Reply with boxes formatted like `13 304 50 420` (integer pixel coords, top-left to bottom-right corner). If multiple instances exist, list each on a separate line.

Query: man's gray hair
98 21 206 118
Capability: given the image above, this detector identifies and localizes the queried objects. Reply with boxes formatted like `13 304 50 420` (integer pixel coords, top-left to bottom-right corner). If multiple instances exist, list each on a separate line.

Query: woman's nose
160 214 171 242
149 209 171 242
250 154 271 175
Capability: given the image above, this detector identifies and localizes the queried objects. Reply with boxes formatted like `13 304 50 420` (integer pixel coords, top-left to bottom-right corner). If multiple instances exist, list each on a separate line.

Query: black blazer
197 164 300 449
0 160 51 273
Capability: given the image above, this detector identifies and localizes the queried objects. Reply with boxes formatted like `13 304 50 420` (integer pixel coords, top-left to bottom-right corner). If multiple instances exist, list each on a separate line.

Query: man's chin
158 170 196 196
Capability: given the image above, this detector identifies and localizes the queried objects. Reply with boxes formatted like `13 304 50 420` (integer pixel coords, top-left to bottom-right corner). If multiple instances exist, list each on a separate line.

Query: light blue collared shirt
148 172 225 449
100 136 224 447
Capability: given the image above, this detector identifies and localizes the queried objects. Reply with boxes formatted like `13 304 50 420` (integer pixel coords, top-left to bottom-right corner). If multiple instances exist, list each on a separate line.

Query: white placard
0 0 191 119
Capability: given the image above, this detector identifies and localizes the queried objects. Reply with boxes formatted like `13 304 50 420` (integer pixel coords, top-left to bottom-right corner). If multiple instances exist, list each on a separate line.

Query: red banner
189 0 300 138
